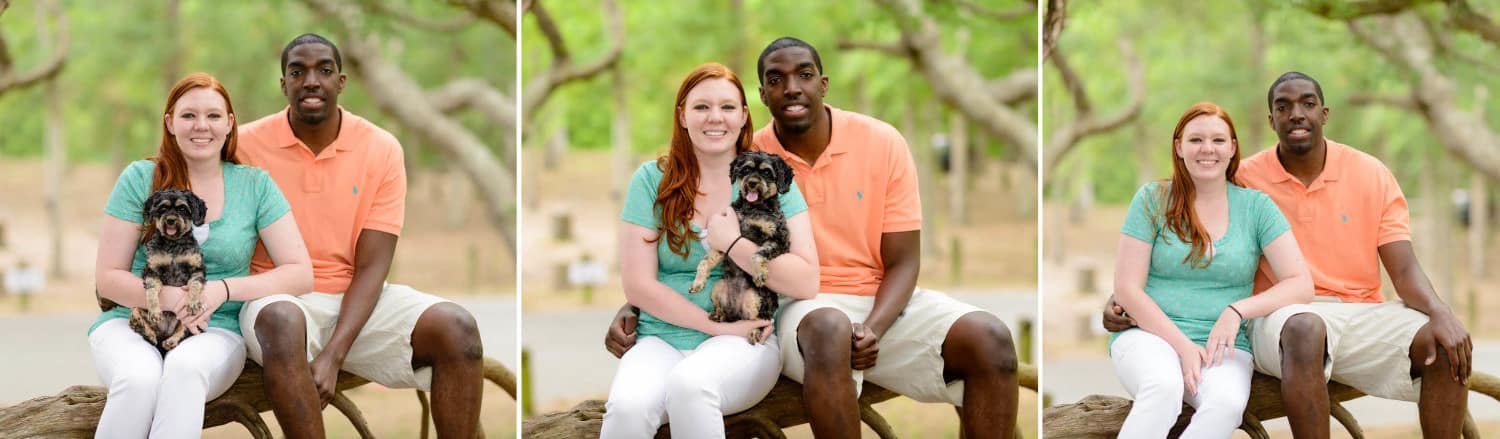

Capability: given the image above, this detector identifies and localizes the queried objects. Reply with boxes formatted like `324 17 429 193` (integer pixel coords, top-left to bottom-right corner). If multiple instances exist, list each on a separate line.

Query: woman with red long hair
90 72 312 437
1109 102 1313 437
601 63 819 438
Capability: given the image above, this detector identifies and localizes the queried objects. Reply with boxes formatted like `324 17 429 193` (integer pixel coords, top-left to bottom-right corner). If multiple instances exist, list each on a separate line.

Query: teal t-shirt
621 160 808 350
89 160 292 335
1109 182 1290 354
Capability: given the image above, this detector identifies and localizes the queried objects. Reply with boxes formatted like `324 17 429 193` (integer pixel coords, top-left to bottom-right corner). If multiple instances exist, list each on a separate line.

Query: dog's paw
185 298 203 316
161 337 180 351
689 278 706 294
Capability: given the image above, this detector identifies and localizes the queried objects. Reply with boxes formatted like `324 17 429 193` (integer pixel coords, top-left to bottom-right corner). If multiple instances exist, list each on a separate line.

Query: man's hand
309 351 342 407
851 323 880 370
1424 312 1472 385
605 305 639 359
1102 295 1137 332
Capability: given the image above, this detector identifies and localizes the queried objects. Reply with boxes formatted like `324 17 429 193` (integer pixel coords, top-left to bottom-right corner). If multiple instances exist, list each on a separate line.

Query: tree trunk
39 5 64 280
610 60 630 205
162 0 180 92
948 110 969 227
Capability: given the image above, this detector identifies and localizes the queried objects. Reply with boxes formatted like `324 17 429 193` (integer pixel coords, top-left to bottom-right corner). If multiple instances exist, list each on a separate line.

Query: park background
0 1 517 437
517 0 1040 437
1040 0 1500 436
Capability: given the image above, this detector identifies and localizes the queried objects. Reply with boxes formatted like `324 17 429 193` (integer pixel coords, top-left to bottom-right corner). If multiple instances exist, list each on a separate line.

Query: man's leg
255 301 325 438
410 302 484 437
798 307 860 439
1279 313 1330 439
940 312 1018 438
1410 324 1466 437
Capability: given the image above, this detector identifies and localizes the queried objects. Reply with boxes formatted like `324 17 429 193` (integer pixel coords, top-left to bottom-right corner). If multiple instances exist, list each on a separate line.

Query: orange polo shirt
754 105 922 296
1240 139 1410 303
238 107 407 294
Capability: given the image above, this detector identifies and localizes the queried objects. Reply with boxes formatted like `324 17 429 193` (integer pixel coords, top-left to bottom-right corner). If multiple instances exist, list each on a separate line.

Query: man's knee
797 308 851 365
417 302 484 361
255 301 307 360
1280 313 1327 365
946 313 1018 376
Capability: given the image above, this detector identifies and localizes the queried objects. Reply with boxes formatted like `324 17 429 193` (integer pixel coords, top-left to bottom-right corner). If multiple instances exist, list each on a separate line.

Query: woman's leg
151 327 247 438
666 335 782 439
1110 329 1187 439
600 336 683 439
89 319 165 439
1181 349 1253 438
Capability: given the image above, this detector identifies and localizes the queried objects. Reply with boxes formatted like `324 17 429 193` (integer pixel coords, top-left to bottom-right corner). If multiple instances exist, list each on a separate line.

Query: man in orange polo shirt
607 37 1019 437
1107 72 1471 437
236 34 485 438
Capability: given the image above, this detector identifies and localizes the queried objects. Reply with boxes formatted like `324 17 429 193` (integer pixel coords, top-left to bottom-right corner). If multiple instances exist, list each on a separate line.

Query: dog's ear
730 153 748 182
142 190 165 224
186 191 207 226
775 156 794 194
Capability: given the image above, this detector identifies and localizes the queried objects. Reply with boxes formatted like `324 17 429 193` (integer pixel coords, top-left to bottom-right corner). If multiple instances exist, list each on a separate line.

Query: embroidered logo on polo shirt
353 185 359 195
856 191 863 200
1341 214 1347 224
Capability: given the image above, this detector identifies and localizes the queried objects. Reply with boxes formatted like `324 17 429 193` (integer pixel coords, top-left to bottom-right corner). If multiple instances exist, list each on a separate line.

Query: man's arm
849 230 919 370
311 229 397 401
605 304 639 358
1380 240 1471 384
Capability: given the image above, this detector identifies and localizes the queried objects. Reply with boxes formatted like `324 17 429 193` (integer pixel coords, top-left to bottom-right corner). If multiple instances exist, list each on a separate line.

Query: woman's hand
1206 307 1243 368
1173 340 1209 396
706 318 771 340
705 207 742 252
176 281 228 335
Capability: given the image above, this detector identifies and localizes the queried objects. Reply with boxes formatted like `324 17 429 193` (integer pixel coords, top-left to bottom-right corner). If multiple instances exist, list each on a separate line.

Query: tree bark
1043 44 1146 182
37 2 64 280
0 0 68 96
610 60 631 204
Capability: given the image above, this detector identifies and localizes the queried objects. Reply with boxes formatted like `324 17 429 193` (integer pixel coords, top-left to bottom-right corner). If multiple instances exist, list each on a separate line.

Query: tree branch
1348 12 1500 185
862 0 1040 169
358 0 476 33
990 68 1037 106
1043 40 1146 176
428 78 516 133
1049 47 1089 114
836 39 907 57
1300 0 1440 19
1042 0 1064 60
451 0 517 37
520 0 623 123
1446 0 1500 46
0 0 67 96
946 0 1036 21
1348 92 1419 110
300 0 518 255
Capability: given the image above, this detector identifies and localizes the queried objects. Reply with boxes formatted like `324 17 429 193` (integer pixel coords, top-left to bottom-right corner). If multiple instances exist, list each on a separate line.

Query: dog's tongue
746 191 760 202
165 226 179 237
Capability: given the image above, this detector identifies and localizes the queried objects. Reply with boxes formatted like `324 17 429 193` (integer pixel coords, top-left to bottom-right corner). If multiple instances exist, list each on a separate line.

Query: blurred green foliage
522 0 1037 161
1044 0 1500 203
0 0 514 169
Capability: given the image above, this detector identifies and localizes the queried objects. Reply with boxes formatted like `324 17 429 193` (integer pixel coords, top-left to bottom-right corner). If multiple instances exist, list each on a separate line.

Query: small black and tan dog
130 189 208 352
688 151 795 343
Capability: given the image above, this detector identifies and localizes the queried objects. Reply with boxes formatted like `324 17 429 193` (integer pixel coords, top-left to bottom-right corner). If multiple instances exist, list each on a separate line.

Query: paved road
522 290 1038 407
1045 341 1500 432
0 296 517 404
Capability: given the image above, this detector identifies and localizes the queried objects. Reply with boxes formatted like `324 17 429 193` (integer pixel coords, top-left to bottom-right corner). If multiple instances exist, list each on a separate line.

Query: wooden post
467 243 479 293
40 3 65 281
949 235 963 286
552 211 573 243
521 348 534 417
1018 319 1033 364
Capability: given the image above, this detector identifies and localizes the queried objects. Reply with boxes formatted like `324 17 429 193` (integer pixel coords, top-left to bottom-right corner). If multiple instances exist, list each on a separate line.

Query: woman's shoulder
122 159 156 175
1229 183 1274 205
225 162 272 179
631 159 664 182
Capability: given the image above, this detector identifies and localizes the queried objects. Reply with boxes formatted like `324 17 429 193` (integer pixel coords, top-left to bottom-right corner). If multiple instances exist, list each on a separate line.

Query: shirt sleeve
621 161 661 229
780 180 809 219
1376 165 1411 246
252 167 292 231
882 132 922 233
363 141 407 236
1120 183 1161 244
1251 189 1291 250
103 161 154 224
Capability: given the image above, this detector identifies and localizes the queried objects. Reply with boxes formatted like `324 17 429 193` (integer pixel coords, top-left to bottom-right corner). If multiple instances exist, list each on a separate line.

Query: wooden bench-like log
523 362 1038 438
0 356 515 439
1043 370 1500 438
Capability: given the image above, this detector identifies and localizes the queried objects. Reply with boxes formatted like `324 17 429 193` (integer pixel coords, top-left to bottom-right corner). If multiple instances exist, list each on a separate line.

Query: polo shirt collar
1264 138 1346 188
271 106 355 157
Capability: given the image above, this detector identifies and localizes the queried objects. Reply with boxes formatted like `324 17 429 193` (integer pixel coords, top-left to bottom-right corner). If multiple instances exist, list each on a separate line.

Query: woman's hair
143 72 239 243
1158 101 1242 268
152 72 240 193
651 62 755 257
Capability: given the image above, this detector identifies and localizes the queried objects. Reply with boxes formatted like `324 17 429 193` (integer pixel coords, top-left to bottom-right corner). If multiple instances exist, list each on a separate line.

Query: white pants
600 335 781 439
89 318 246 439
1111 329 1253 439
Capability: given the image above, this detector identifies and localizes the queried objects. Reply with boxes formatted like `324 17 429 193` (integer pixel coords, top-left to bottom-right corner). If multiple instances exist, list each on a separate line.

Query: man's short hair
756 37 824 84
280 33 343 75
1267 71 1325 111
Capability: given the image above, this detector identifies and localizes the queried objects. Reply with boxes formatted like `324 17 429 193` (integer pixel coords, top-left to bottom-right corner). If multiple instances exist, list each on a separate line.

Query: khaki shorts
776 288 989 405
240 283 450 391
1248 299 1428 401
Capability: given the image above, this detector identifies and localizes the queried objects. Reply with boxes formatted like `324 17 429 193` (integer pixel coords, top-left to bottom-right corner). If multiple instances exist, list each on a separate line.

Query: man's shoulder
1329 140 1393 176
343 111 403 153
833 107 903 142
238 111 287 148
